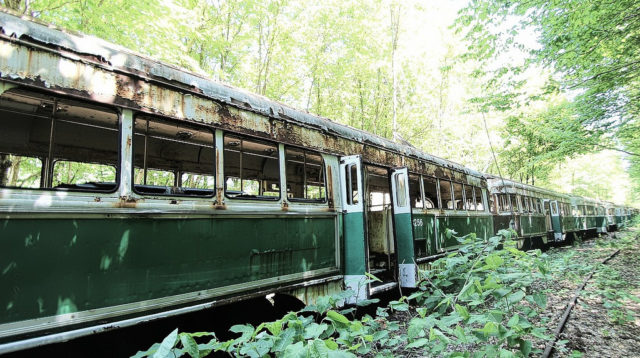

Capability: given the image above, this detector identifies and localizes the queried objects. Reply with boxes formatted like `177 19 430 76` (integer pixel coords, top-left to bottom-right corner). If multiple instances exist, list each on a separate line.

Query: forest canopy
1 0 638 205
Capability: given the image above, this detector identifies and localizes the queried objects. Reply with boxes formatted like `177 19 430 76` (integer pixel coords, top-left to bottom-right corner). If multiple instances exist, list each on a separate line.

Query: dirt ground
539 226 640 357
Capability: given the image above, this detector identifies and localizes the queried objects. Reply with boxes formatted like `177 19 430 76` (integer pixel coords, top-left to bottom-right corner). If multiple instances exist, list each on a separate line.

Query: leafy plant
133 230 552 358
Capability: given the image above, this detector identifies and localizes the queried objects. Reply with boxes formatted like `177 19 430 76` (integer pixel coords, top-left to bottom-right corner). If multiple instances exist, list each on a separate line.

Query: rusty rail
541 248 621 358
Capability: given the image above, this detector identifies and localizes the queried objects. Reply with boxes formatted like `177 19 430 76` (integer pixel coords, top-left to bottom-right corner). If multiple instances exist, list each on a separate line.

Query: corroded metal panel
0 11 486 181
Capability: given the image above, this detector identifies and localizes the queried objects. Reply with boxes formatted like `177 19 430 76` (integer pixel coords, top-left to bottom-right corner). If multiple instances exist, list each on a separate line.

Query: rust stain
281 200 289 211
113 196 138 208
326 165 334 209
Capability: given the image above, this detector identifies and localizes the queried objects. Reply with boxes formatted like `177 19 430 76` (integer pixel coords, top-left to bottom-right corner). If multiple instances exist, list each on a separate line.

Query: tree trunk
0 154 12 186
390 3 400 142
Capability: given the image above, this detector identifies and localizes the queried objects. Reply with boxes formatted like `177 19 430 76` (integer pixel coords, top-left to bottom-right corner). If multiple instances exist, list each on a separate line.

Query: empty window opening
523 196 531 213
509 194 519 213
489 194 496 213
224 134 280 200
498 194 511 213
53 161 116 189
423 176 439 209
285 147 326 202
0 89 118 192
439 180 453 209
133 116 214 196
0 154 41 188
409 174 422 209
475 187 484 211
464 184 475 210
453 182 464 210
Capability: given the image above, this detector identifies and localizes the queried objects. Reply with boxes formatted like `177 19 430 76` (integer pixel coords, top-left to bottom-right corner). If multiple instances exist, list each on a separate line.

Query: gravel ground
541 226 640 357
381 225 640 358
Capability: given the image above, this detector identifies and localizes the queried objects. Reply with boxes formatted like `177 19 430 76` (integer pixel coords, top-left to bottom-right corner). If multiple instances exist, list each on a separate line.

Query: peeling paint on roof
0 10 484 178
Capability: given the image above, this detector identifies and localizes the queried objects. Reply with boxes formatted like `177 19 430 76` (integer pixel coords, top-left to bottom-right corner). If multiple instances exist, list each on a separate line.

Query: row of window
493 194 544 214
408 175 486 211
488 192 612 217
0 92 326 202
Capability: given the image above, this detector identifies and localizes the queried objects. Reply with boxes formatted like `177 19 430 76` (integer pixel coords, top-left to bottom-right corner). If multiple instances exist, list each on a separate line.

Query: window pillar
119 109 133 198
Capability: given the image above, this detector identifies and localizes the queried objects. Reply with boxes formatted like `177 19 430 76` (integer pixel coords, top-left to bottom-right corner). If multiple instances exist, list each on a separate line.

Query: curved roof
0 11 484 179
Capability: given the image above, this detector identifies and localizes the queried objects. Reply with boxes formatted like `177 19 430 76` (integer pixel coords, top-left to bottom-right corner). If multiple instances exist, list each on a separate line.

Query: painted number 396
412 218 424 227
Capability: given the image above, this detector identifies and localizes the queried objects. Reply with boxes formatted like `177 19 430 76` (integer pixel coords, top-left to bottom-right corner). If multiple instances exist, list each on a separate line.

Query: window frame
0 90 121 194
284 145 327 204
223 133 281 201
132 114 216 198
409 172 424 210
423 175 440 210
439 179 454 210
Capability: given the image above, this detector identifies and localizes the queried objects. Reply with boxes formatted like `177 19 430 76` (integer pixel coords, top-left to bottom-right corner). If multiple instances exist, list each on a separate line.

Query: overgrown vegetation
133 230 552 358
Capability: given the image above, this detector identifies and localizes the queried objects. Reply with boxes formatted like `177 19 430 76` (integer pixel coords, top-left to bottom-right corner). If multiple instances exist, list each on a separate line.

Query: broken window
439 179 453 209
285 147 326 201
424 176 439 209
452 182 464 210
224 134 280 199
409 174 423 209
464 184 475 210
133 116 214 196
475 187 484 211
0 89 118 192
498 194 511 212
510 194 519 213
489 194 496 213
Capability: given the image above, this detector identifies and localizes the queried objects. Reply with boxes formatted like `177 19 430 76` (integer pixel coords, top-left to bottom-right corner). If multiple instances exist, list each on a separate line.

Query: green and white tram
0 11 496 353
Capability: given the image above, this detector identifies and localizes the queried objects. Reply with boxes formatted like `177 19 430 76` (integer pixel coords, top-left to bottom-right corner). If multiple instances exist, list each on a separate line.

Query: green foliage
133 231 552 357
455 0 640 200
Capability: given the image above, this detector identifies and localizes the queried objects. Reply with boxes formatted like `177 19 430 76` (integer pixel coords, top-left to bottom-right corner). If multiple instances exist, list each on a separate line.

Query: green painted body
1 215 338 325
521 215 548 236
585 216 597 230
595 216 607 231
411 213 436 257
562 216 578 232
343 212 366 275
412 213 493 256
394 212 414 263
550 215 562 235
493 214 546 238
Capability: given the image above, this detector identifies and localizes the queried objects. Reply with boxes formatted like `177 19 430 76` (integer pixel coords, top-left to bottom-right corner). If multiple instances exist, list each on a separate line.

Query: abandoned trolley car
0 12 500 353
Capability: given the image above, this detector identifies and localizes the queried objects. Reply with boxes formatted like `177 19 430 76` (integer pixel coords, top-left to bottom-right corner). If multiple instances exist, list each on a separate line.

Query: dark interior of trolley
364 165 397 286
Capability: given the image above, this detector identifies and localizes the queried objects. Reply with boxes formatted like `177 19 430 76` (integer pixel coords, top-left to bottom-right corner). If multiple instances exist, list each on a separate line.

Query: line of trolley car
0 11 637 354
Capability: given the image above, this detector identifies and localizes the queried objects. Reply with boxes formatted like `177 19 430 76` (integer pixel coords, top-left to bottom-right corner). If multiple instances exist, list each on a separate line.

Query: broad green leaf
326 310 350 325
533 292 547 308
179 333 199 358
229 324 254 343
507 290 526 304
153 329 178 358
283 341 307 358
455 304 470 320
273 328 296 353
406 338 429 348
304 323 329 339
520 339 532 357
